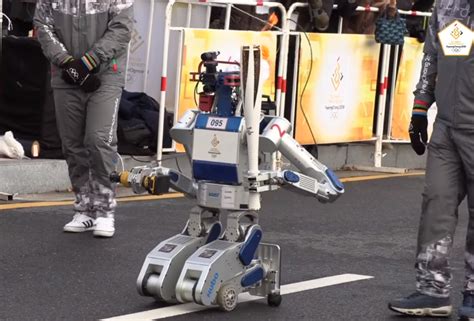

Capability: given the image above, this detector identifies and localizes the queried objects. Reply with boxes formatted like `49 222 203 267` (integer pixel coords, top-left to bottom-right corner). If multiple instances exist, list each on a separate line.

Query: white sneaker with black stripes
63 213 95 233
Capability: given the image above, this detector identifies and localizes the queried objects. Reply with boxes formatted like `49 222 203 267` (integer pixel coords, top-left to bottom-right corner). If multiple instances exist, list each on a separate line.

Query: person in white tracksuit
34 0 134 237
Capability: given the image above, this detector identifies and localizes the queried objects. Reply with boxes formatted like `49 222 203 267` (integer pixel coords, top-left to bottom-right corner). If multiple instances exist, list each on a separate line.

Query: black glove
61 59 91 85
337 0 358 18
81 74 101 93
409 23 426 43
409 114 428 155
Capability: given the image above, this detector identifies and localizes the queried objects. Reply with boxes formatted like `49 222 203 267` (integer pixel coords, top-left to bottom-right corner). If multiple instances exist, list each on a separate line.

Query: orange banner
391 38 424 140
295 33 380 145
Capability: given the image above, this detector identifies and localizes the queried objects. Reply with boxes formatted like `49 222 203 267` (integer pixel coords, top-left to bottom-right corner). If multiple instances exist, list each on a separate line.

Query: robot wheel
217 284 239 312
267 293 282 307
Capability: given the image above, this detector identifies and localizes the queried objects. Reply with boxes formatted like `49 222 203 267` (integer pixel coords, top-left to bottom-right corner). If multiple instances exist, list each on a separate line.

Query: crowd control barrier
0 1 433 170
285 3 432 169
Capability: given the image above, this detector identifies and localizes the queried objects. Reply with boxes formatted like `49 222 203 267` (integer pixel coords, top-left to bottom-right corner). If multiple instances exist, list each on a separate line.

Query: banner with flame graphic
179 29 277 119
295 33 381 145
391 38 424 140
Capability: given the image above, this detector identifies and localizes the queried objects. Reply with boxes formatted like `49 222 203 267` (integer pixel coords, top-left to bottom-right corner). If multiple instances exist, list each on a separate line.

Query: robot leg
136 206 222 303
175 211 281 311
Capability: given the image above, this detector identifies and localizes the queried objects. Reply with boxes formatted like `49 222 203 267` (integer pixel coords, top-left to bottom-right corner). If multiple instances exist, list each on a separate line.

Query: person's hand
337 0 358 18
409 114 428 155
409 24 426 43
61 59 91 85
81 74 101 93
61 54 99 85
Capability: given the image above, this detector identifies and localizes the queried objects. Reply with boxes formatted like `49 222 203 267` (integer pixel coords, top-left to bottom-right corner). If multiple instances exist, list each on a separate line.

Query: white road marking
102 273 373 321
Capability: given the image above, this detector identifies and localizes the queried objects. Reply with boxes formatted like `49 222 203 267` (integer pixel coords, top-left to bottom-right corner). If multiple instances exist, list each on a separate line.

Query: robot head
201 51 220 62
200 51 220 94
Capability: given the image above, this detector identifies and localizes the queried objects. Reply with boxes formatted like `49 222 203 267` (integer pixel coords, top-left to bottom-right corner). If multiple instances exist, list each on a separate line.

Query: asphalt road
0 175 470 321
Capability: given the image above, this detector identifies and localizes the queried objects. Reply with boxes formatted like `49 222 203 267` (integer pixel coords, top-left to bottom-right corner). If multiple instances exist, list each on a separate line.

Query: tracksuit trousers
416 121 474 297
53 85 122 218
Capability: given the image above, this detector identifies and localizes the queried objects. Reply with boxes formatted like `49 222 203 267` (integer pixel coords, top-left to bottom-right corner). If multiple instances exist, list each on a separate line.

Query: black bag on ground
118 90 173 155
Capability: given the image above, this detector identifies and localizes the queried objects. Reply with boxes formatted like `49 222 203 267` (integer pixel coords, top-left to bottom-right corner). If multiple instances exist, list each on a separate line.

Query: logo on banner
325 57 346 119
208 134 221 158
438 20 472 56
331 57 344 91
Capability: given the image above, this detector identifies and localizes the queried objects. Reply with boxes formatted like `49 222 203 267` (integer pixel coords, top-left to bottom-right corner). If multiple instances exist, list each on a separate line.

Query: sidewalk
0 143 427 197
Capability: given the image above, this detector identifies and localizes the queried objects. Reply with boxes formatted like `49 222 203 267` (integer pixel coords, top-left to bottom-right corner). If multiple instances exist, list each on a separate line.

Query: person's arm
85 1 134 65
412 6 438 111
33 0 72 67
409 6 438 155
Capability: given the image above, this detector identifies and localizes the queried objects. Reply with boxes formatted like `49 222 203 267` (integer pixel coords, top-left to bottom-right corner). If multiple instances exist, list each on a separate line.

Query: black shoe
459 291 474 321
388 292 452 317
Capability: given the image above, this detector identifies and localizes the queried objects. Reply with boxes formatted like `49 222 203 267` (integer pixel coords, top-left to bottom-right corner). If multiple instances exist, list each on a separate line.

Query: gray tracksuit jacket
414 0 474 128
33 0 134 88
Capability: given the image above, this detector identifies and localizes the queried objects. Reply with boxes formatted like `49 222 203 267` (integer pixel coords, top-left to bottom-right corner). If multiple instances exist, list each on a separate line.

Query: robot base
137 234 211 303
137 212 222 303
175 239 281 312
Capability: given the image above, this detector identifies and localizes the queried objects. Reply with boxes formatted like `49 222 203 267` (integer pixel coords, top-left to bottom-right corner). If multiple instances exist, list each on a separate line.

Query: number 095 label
206 117 228 130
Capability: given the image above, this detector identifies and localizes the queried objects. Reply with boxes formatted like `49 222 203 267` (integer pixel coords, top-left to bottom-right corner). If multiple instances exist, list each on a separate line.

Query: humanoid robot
112 45 344 312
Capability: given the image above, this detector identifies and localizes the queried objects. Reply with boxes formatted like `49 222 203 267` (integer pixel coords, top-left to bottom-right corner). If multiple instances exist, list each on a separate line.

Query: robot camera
201 51 220 62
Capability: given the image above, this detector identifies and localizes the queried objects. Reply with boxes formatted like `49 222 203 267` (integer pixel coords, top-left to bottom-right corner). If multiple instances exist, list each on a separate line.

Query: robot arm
260 117 344 203
111 166 198 198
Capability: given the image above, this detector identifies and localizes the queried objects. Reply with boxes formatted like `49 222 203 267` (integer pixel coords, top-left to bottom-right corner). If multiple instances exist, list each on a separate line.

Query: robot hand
110 166 170 195
111 166 198 197
277 169 344 203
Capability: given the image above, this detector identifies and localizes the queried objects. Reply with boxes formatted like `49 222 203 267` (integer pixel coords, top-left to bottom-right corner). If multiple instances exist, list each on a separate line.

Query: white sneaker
93 217 115 238
63 213 95 233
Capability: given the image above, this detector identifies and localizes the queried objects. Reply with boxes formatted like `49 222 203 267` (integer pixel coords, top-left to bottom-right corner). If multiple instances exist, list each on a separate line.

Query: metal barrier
285 2 431 170
0 1 431 170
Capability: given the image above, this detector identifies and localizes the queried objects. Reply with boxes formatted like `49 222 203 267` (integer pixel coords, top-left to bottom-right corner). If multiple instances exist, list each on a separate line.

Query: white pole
337 17 343 33
278 10 289 118
374 44 391 167
289 33 300 134
275 9 289 170
243 46 262 210
386 44 399 140
157 0 176 165
144 0 156 92
225 4 232 30
205 5 211 28
186 3 192 28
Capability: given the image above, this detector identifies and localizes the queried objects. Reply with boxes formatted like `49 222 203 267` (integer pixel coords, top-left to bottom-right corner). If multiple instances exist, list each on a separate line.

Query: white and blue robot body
169 111 344 206
114 46 344 312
